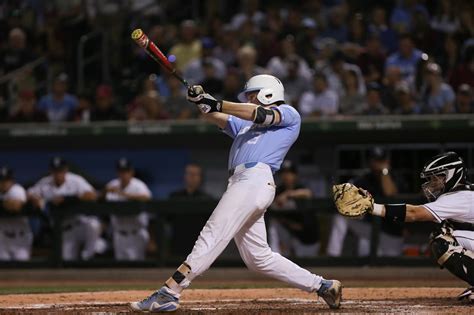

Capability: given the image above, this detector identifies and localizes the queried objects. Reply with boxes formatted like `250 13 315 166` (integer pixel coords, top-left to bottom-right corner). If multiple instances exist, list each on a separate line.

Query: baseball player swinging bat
131 28 190 88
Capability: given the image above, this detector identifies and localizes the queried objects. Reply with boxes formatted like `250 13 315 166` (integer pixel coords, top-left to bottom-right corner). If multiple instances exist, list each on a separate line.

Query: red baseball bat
131 29 189 88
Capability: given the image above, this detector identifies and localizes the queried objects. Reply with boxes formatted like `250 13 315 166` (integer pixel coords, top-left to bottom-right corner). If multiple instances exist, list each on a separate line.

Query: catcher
333 151 474 302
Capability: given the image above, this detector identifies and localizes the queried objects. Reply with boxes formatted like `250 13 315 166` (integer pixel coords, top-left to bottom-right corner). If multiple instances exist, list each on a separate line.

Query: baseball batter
0 166 31 260
334 151 474 302
131 74 342 312
106 158 152 261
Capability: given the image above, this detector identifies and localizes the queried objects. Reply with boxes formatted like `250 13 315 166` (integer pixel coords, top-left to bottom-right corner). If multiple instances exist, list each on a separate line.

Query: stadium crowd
0 0 473 123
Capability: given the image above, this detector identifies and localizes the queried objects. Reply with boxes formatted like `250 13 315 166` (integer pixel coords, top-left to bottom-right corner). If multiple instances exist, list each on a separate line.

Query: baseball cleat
130 286 179 312
317 279 342 309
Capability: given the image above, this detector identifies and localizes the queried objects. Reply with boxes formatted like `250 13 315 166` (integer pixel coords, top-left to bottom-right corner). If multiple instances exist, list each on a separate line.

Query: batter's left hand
187 86 222 113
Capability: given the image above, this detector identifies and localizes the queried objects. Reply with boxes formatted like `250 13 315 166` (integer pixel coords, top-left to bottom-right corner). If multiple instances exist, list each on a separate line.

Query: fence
0 198 437 268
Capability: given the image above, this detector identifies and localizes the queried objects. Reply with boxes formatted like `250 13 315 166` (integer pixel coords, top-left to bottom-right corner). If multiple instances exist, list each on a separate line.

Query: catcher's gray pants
185 163 323 292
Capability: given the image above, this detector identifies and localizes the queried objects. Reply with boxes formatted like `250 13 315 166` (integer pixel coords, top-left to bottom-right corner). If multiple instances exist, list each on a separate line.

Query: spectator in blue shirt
38 73 78 122
421 63 455 114
385 34 423 82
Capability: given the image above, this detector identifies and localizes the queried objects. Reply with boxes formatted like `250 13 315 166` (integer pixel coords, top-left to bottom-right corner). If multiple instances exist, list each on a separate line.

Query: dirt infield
0 268 470 314
0 287 471 314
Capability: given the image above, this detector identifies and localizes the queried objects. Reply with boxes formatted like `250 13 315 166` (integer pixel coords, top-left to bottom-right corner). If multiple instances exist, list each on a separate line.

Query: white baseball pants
185 162 323 292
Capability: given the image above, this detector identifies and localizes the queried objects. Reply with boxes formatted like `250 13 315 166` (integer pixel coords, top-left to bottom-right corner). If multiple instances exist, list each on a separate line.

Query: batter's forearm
221 101 258 121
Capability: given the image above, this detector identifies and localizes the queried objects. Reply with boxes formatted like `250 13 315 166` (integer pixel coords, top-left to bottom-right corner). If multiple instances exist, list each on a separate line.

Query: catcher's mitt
332 183 374 218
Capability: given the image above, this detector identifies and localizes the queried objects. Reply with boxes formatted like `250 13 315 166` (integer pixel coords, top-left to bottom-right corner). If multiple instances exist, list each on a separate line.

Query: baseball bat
131 29 190 88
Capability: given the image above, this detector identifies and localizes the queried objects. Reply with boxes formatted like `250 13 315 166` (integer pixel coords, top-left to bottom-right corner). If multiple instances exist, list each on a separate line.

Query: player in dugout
130 74 342 312
333 151 474 302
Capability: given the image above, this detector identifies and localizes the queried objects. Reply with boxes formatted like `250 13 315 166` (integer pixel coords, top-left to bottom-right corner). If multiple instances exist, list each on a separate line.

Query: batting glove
187 85 222 113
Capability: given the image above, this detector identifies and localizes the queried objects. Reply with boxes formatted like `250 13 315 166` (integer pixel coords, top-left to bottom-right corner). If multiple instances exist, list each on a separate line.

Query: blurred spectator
37 73 78 122
128 92 168 121
0 28 35 75
163 75 197 120
128 76 168 121
437 35 460 80
213 25 240 67
200 59 224 97
430 0 460 35
410 5 432 53
368 6 398 53
393 81 421 115
105 158 152 261
184 37 226 85
362 82 389 115
347 13 367 46
266 35 312 82
299 72 339 117
222 68 243 103
455 84 474 113
169 163 212 199
328 147 403 257
268 160 318 257
257 25 280 66
168 20 202 72
321 5 348 43
230 0 265 29
0 166 31 261
324 50 366 98
282 55 311 106
339 69 366 115
27 157 99 261
297 18 319 66
236 45 265 81
9 90 47 123
449 49 474 90
356 34 386 84
390 0 429 34
74 93 92 123
91 84 124 121
421 63 455 113
385 34 423 82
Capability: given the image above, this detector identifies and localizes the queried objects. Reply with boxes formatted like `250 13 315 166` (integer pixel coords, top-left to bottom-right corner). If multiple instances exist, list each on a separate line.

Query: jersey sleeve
422 192 472 222
27 178 46 197
222 115 245 139
274 104 301 127
75 176 95 195
134 180 152 198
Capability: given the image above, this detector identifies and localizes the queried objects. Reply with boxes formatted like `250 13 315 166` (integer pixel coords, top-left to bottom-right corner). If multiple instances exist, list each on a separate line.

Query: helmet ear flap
257 88 274 105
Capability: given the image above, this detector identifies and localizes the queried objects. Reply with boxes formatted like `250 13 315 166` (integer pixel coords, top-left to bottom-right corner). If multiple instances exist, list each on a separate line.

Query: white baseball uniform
423 190 474 251
182 105 324 293
106 177 152 260
0 184 32 260
28 172 100 260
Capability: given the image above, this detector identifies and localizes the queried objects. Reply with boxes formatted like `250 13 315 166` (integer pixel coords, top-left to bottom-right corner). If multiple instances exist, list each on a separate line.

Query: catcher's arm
333 183 436 223
372 203 436 222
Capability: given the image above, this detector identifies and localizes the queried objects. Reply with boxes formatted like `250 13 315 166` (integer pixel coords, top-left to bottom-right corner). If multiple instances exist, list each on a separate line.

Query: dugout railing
0 198 438 268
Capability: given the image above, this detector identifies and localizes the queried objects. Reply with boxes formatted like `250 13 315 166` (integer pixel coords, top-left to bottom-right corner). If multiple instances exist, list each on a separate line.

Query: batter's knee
240 248 275 272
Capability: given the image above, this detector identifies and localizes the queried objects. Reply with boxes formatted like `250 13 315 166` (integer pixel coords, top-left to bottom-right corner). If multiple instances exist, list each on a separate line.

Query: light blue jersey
223 104 301 172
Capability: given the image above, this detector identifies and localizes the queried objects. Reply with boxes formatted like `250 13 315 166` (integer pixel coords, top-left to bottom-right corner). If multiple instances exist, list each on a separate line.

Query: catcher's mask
420 151 466 201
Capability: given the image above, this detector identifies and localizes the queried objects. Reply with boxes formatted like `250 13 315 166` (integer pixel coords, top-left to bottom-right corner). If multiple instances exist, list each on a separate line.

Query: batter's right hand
187 85 205 102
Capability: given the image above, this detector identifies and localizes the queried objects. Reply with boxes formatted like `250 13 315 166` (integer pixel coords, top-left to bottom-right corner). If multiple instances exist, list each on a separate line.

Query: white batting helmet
237 74 285 105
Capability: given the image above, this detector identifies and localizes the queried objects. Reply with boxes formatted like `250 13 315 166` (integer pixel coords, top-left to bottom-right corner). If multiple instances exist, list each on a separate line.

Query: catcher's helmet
420 151 467 201
237 74 285 106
